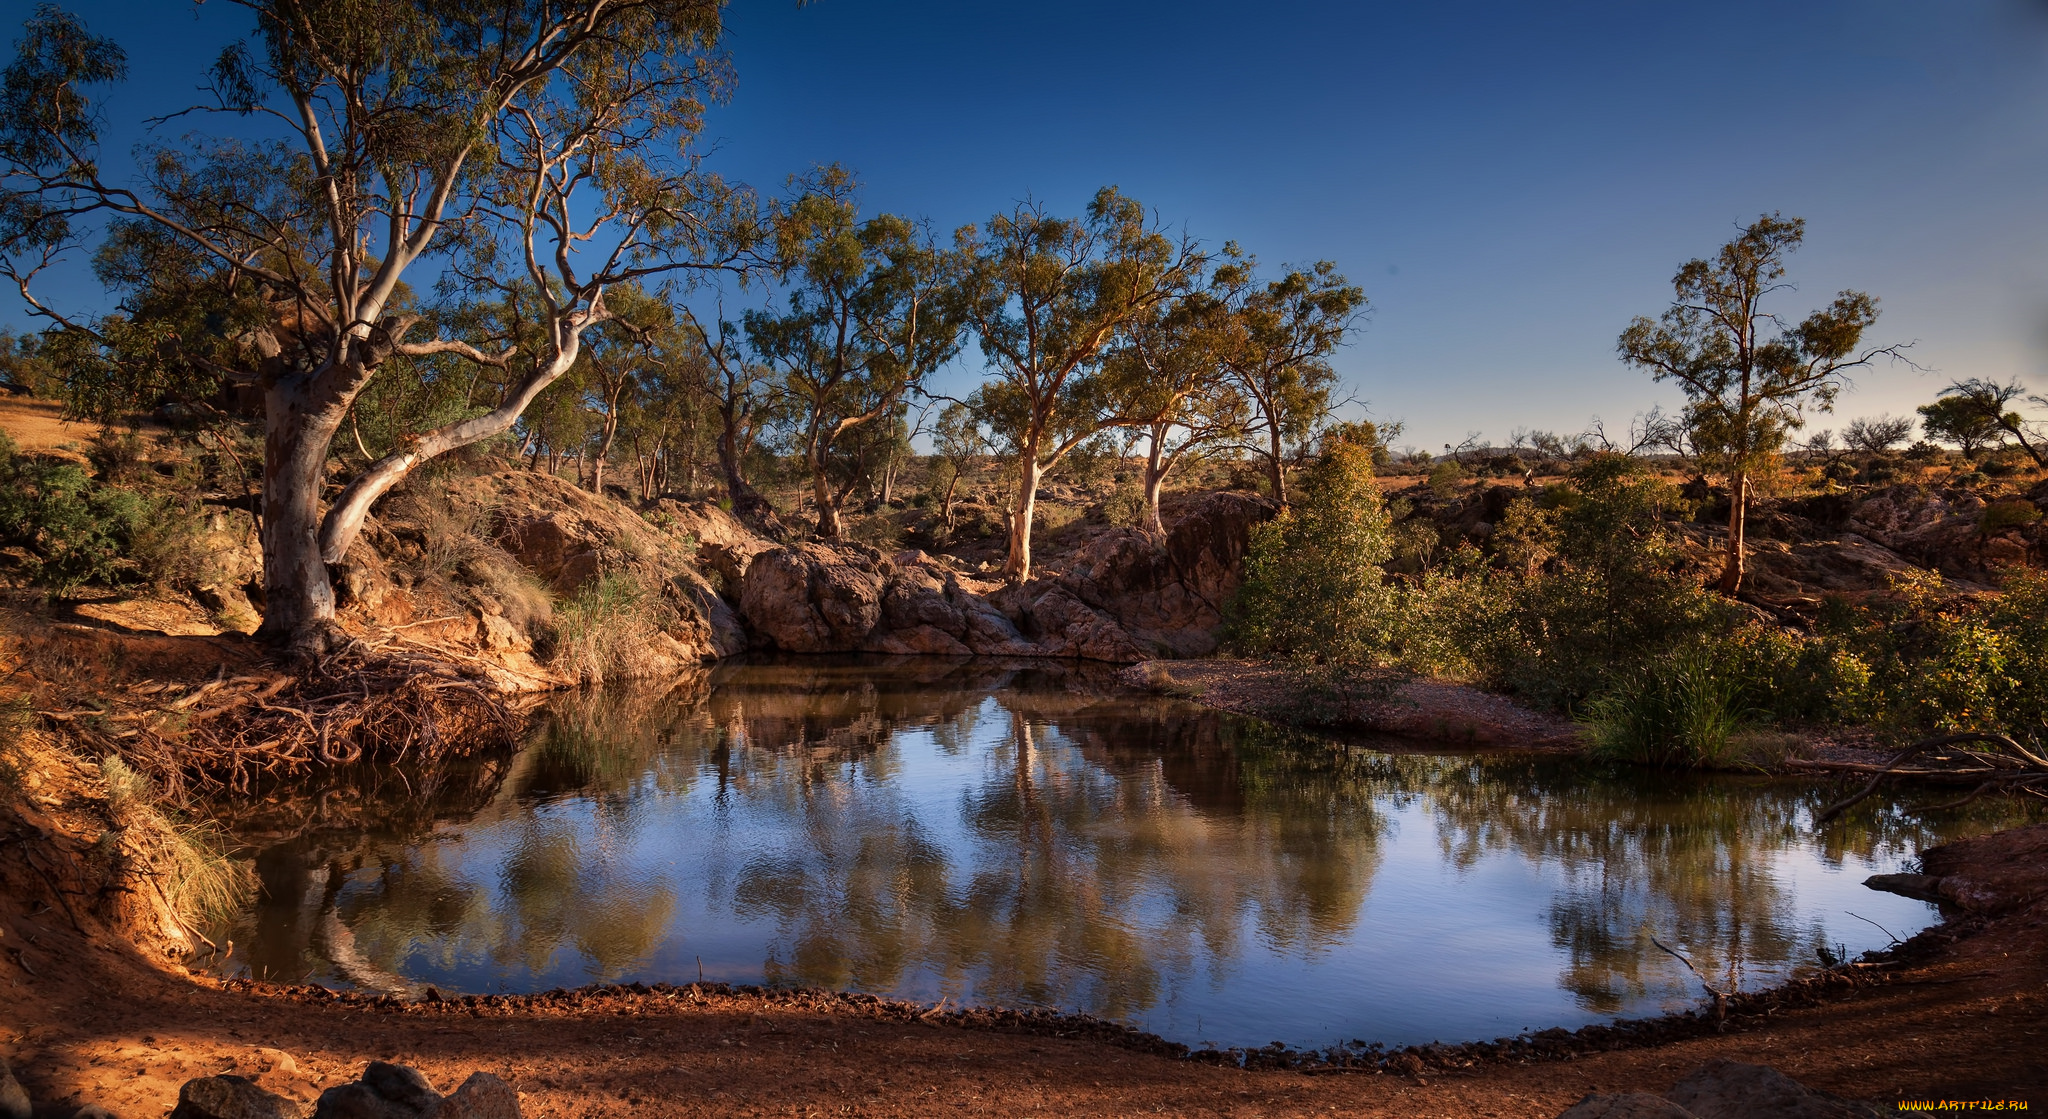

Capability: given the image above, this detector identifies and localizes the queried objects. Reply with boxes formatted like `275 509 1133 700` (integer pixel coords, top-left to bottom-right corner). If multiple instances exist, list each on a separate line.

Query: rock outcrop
170 1075 307 1119
1012 491 1274 659
737 492 1273 662
1875 823 2048 917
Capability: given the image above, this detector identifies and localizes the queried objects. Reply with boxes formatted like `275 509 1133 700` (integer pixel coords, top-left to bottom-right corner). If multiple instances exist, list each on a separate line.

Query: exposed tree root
38 642 525 797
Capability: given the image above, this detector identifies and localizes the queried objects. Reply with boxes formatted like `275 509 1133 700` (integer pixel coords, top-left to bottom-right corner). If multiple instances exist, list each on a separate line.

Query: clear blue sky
9 0 2048 451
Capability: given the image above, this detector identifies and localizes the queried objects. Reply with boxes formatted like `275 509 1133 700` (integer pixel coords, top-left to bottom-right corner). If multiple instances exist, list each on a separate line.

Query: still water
222 658 2036 1050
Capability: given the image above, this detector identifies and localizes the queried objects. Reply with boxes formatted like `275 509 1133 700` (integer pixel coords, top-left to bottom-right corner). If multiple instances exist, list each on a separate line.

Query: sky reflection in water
227 659 2039 1049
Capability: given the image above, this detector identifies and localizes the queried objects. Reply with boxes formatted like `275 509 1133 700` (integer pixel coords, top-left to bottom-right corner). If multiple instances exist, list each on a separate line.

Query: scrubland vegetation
0 0 2039 790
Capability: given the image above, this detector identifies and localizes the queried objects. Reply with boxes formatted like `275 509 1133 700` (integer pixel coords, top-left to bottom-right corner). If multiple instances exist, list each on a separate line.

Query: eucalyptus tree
1925 379 2047 468
1618 214 1905 595
619 331 714 500
677 306 779 521
1097 287 1244 535
951 188 1202 582
1916 392 2005 461
1208 248 1367 507
0 2 776 655
929 400 987 531
577 285 672 497
745 179 960 539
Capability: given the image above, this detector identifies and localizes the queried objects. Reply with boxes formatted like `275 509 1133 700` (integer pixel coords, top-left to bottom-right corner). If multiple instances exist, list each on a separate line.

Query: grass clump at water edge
99 755 254 936
1581 650 1760 768
546 570 680 683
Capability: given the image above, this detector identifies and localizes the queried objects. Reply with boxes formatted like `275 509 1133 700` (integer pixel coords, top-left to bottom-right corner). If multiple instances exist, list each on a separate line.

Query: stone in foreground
169 1075 309 1119
1666 1060 1890 1119
313 1062 519 1119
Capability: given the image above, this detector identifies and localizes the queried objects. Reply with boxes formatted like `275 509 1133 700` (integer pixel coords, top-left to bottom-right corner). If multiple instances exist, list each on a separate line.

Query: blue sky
9 1 2048 451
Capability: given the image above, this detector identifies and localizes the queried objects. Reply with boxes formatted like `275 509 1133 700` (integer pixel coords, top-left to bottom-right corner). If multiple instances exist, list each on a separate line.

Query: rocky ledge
731 490 1273 663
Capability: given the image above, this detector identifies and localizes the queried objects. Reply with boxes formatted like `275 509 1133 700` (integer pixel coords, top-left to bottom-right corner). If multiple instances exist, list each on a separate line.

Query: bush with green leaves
1816 571 2048 746
1406 455 1730 710
1230 425 1399 665
0 432 211 595
1583 649 1751 767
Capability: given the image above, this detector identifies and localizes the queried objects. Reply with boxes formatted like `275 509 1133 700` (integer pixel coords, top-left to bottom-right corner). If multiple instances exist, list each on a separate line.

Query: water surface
222 658 2037 1050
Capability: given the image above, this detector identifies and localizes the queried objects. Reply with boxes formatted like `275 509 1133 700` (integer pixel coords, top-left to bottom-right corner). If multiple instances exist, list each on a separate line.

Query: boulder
1916 824 2048 916
1053 491 1274 657
1555 1093 1699 1118
0 1058 28 1119
739 543 885 652
1862 872 1944 904
734 491 1271 662
170 1075 308 1119
313 1063 518 1119
1665 1060 1884 1119
1003 583 1149 662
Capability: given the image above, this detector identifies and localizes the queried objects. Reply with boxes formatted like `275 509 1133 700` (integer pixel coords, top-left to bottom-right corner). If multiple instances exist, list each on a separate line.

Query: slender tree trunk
253 377 347 658
1004 449 1043 583
717 411 771 516
1267 423 1288 507
1143 423 1170 536
880 452 898 506
809 437 842 540
941 469 961 530
1718 469 1748 595
590 410 619 496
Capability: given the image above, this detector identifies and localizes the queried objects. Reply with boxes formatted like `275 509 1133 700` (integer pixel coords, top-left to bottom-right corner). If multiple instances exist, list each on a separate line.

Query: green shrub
1230 427 1398 665
1584 649 1752 767
1427 459 1464 500
1980 501 2042 534
1102 482 1148 529
0 432 211 594
1407 455 1728 711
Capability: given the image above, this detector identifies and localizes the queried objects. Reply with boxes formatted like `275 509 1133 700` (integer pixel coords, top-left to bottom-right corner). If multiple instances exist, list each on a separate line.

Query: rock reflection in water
226 658 2040 1048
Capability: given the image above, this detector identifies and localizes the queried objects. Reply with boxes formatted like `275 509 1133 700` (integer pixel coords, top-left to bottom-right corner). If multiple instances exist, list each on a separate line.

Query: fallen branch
1814 731 2048 825
1650 935 1732 1022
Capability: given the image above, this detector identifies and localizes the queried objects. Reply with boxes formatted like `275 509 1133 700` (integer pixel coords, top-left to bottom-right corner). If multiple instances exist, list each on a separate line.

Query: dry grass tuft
99 754 254 934
547 571 678 684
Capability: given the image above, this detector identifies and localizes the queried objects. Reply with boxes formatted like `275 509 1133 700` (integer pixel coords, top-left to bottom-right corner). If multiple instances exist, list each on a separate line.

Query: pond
218 658 2040 1051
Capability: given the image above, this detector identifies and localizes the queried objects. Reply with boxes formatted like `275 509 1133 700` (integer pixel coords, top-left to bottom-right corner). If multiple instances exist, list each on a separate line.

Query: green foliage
0 432 211 594
1393 456 1730 711
1918 393 2005 459
1102 482 1148 529
1980 501 2042 534
1230 428 1397 664
1835 572 2048 745
1584 650 1751 768
1426 459 1464 500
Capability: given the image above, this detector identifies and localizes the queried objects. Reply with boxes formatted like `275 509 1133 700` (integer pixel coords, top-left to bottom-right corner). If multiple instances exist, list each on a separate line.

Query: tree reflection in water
226 658 2043 1045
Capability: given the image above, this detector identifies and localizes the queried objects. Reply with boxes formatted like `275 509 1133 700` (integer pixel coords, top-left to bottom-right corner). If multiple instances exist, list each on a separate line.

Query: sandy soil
0 396 106 459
